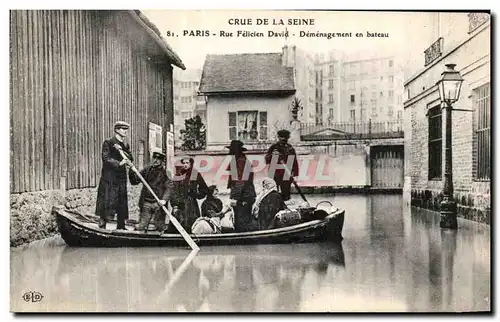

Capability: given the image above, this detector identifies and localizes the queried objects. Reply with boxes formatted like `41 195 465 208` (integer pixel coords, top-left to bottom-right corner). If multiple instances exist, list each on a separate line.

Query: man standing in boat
95 121 134 230
129 151 172 232
265 129 299 201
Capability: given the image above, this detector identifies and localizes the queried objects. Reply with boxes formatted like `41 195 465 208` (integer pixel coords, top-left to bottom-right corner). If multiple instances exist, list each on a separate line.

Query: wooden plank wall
371 146 404 188
10 10 174 193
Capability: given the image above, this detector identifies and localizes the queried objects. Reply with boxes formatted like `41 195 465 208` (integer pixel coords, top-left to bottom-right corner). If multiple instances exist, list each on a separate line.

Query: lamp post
436 63 464 229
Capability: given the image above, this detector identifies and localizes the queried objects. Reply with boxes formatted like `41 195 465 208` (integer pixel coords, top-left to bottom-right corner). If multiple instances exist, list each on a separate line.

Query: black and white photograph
8 7 491 313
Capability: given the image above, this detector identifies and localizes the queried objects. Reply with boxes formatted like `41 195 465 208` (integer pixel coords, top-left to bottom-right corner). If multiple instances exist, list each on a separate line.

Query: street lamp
436 63 464 229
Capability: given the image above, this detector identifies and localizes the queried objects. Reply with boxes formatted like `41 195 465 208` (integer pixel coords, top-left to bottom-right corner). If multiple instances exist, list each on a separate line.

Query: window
349 81 355 90
397 110 402 119
329 94 334 103
371 92 376 99
329 79 334 89
389 76 394 84
350 95 355 103
350 109 356 120
474 83 491 180
372 108 377 116
259 111 268 140
428 105 442 180
228 111 267 142
388 90 394 98
389 60 394 67
380 91 383 98
181 96 192 104
329 64 335 76
329 108 334 119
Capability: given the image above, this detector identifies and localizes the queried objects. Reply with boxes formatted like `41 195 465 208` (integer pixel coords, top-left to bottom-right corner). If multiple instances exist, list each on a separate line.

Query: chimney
289 45 296 67
282 45 288 67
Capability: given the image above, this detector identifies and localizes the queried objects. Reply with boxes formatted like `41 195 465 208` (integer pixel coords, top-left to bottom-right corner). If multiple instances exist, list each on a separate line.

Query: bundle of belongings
191 185 234 235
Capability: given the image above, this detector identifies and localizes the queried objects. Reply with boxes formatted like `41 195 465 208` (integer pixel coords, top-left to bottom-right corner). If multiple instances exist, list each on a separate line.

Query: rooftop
199 53 296 95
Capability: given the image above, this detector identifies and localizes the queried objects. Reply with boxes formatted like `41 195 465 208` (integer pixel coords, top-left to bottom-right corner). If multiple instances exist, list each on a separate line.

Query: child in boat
128 151 172 233
192 185 231 234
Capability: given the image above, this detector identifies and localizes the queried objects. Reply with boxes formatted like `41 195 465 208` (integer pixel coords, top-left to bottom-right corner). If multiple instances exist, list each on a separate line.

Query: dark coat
265 142 299 179
169 167 209 233
226 155 256 201
129 164 173 211
257 191 286 230
95 137 133 221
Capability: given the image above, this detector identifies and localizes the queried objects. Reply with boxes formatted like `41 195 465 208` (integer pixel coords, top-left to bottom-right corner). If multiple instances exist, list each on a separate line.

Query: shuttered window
428 105 442 180
474 83 491 180
228 111 268 142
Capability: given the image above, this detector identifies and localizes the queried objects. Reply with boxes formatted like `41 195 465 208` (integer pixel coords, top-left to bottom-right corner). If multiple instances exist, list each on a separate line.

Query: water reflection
10 194 490 312
11 242 345 312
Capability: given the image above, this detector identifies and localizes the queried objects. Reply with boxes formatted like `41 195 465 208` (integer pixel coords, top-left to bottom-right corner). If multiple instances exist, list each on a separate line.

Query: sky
142 10 435 73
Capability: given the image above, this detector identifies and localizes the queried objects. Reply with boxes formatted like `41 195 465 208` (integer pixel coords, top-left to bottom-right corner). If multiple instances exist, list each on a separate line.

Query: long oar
116 147 200 251
278 161 309 205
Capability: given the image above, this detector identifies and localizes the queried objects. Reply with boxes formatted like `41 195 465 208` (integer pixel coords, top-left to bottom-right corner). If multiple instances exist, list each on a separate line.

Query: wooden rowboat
53 204 345 248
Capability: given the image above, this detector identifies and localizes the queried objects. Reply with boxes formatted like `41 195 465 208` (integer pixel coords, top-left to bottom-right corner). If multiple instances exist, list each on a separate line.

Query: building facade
314 50 344 124
173 68 206 147
314 51 404 124
199 52 296 150
403 12 490 223
9 10 184 193
284 45 316 123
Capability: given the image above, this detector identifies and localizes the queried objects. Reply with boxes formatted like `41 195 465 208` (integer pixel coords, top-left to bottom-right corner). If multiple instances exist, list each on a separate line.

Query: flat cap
152 151 166 160
114 121 130 129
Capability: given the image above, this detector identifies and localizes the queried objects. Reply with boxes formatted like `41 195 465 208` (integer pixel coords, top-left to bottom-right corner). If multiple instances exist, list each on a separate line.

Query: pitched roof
130 10 186 70
199 53 296 95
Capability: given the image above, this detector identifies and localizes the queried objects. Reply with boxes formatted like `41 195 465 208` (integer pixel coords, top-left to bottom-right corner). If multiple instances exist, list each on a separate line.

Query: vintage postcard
9 9 491 313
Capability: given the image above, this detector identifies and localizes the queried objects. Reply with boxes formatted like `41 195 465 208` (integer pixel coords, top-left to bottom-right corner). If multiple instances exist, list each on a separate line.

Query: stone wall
410 187 490 224
10 185 142 247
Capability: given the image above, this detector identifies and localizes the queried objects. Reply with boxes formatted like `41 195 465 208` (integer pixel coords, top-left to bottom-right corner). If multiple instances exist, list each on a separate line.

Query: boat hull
53 206 345 248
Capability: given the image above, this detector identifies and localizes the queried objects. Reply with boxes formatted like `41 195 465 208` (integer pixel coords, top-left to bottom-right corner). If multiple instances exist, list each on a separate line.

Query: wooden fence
10 10 174 193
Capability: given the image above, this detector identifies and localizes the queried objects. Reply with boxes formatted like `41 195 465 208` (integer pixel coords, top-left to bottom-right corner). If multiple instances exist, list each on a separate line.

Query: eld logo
22 291 43 303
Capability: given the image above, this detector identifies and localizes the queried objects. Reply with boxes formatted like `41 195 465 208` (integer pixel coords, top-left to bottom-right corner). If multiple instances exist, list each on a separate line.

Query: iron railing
300 119 404 141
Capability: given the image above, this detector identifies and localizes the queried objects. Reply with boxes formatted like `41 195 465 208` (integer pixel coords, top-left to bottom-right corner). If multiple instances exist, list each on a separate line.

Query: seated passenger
251 178 287 230
192 185 225 234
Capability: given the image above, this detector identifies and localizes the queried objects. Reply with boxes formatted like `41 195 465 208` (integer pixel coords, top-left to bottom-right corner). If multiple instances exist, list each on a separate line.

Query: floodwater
10 194 490 312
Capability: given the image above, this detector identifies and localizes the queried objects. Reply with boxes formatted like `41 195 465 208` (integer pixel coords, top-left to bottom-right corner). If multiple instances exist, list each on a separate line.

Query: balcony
424 37 443 67
468 12 490 33
300 119 403 141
